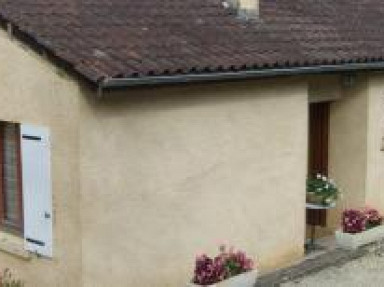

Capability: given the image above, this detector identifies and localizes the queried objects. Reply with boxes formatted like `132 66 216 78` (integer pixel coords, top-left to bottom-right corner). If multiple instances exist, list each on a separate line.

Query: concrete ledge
335 226 384 250
188 270 258 287
255 245 372 286
0 232 31 260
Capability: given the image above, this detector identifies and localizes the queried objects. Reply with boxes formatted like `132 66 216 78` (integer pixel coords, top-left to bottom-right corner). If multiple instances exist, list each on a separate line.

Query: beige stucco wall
307 73 384 236
366 73 384 212
0 27 309 287
306 74 373 236
309 75 342 103
312 73 384 233
327 73 384 231
327 74 369 231
307 74 371 234
0 30 82 286
79 78 309 287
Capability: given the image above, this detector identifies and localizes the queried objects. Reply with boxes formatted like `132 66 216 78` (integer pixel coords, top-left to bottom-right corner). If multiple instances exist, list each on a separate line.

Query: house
0 0 383 286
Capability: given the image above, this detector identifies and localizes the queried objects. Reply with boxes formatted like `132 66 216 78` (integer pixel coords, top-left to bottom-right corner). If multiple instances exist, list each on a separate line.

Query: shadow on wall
80 77 305 115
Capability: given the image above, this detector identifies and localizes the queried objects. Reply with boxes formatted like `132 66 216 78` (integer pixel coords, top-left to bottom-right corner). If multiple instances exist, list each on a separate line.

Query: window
0 122 23 234
0 122 53 258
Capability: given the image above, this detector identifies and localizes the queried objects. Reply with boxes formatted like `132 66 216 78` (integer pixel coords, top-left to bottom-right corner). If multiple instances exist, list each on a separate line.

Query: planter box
188 270 257 287
335 225 384 250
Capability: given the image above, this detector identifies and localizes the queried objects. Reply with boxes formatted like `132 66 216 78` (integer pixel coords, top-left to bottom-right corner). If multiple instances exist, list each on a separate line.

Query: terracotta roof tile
1 0 384 83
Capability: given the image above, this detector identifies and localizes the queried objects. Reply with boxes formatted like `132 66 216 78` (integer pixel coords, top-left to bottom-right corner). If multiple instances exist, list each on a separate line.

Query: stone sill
188 270 258 287
0 232 31 260
335 225 384 250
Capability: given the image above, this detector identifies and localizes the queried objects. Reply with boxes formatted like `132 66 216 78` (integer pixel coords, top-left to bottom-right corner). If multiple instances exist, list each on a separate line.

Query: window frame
0 123 24 235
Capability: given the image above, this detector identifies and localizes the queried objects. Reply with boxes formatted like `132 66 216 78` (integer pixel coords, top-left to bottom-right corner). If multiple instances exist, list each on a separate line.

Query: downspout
98 62 384 92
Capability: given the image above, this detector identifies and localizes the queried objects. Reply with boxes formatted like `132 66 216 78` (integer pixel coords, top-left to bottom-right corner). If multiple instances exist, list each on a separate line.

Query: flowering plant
192 246 255 285
342 207 383 234
306 174 339 206
363 207 383 229
0 269 24 287
342 209 367 234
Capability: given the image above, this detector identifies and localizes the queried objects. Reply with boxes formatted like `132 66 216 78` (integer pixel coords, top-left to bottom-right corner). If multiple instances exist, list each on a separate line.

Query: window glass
0 122 22 232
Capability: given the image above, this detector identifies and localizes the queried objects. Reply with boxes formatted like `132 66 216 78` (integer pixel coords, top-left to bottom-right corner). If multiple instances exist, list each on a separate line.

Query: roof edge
0 16 96 85
100 62 384 90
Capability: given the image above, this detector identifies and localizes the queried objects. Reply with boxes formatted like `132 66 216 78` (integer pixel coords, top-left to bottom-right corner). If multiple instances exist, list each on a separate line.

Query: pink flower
363 207 383 228
192 246 256 285
342 209 366 234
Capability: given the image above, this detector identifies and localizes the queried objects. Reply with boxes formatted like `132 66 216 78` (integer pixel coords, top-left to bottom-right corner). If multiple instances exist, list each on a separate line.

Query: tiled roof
1 0 384 84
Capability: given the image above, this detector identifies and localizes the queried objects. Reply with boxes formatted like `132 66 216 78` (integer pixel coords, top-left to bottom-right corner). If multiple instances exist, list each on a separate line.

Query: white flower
316 174 322 179
322 176 327 181
325 184 329 189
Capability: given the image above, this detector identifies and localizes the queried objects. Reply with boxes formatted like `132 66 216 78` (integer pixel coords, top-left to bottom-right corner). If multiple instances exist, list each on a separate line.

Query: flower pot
188 270 257 287
306 193 325 205
335 225 384 250
306 193 336 207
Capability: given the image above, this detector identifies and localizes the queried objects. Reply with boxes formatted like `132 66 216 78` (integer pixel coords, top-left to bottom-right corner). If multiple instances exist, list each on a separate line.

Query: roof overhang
99 61 384 92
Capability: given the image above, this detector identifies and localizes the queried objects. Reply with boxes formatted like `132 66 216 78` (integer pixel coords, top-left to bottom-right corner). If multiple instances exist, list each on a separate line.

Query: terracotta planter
188 270 257 287
335 225 384 250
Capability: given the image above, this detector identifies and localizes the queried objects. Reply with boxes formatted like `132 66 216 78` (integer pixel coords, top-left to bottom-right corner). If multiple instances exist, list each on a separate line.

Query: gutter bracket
97 82 104 98
6 22 13 39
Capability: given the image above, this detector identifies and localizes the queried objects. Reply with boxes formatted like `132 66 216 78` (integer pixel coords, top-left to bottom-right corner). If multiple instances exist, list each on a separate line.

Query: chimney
225 0 259 19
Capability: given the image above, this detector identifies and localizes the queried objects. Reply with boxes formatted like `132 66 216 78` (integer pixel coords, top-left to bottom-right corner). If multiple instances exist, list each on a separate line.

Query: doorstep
254 237 383 287
305 235 338 258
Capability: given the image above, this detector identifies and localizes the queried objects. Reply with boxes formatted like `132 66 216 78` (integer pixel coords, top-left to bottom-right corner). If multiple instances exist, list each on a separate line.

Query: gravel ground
282 250 384 287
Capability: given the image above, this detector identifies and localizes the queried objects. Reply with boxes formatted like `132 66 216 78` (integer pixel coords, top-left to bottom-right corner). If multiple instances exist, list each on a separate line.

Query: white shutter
20 124 53 258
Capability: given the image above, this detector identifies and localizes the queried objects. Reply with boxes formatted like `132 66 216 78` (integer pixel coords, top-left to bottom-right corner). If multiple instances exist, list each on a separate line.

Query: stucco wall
326 73 384 230
0 27 310 287
366 73 384 212
308 73 384 235
309 75 342 104
79 79 308 287
0 30 82 286
328 74 369 230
